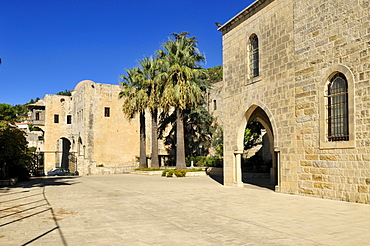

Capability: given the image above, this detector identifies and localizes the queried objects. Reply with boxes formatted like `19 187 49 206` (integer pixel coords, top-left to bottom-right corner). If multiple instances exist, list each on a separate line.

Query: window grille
250 35 259 78
327 73 349 141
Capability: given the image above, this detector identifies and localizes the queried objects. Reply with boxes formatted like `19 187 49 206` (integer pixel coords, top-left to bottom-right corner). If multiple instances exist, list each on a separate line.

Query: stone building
219 0 370 203
29 80 142 175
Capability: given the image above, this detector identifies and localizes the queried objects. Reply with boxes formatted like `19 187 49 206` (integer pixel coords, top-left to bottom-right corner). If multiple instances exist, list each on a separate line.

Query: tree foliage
158 106 215 158
120 57 164 168
0 103 17 122
211 126 223 157
56 90 72 96
120 32 221 169
0 97 42 123
0 121 32 179
156 32 209 169
204 65 223 83
244 119 263 150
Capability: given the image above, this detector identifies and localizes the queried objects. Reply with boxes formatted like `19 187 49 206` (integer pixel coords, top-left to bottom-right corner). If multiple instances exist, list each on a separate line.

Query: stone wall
42 94 73 171
37 80 141 175
221 0 297 190
293 0 370 202
220 0 370 203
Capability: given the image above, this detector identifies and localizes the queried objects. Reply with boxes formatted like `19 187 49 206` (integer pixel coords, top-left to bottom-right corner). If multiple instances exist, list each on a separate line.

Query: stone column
234 150 244 187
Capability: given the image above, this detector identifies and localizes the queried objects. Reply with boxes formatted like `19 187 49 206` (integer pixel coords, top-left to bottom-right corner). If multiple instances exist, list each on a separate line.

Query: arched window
250 35 259 78
327 73 349 141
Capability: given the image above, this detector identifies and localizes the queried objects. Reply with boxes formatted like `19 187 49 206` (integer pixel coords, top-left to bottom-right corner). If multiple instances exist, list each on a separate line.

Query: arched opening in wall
56 138 71 169
242 107 277 190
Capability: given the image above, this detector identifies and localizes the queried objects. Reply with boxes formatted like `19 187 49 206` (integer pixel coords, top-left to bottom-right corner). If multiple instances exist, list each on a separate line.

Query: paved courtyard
1 174 370 245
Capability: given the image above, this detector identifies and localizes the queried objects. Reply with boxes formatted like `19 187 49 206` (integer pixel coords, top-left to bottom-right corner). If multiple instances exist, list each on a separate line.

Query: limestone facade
30 80 141 175
220 0 370 203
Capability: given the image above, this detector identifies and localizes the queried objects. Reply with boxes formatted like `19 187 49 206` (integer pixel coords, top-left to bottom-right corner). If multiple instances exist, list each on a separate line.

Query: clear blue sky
0 0 252 105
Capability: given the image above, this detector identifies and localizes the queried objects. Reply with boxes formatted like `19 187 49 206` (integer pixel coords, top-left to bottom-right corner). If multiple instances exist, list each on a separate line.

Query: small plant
161 169 187 177
96 164 104 167
167 170 174 177
173 169 186 177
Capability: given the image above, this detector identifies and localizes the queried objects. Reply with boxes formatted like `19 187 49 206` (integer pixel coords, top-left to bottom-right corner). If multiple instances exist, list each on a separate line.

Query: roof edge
218 0 274 34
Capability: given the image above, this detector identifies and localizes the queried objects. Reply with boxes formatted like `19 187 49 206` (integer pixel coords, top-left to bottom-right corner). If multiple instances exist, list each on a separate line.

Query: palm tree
120 68 148 168
120 57 163 169
137 57 163 168
157 32 206 169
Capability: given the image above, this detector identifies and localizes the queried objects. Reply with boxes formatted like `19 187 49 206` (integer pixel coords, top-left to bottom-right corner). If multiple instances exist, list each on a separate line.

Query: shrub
161 170 168 177
173 169 186 177
166 170 174 177
161 169 187 177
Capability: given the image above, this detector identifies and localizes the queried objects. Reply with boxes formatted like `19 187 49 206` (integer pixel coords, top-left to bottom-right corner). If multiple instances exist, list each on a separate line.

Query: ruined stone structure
29 80 142 175
219 0 370 203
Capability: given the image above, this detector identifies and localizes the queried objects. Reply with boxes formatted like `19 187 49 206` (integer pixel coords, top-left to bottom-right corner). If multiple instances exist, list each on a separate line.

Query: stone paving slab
1 174 370 245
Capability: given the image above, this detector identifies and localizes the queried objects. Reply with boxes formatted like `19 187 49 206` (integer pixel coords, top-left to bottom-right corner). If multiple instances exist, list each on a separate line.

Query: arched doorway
56 138 71 169
234 105 278 190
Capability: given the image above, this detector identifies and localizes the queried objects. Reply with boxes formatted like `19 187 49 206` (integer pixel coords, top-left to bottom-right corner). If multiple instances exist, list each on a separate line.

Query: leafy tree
13 104 29 121
159 105 215 159
205 65 223 83
244 119 263 150
211 126 223 157
157 32 207 169
27 97 40 105
0 121 32 180
0 103 17 122
56 90 72 96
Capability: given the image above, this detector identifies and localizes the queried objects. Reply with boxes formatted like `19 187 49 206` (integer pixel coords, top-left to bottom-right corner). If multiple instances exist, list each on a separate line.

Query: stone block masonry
219 0 370 203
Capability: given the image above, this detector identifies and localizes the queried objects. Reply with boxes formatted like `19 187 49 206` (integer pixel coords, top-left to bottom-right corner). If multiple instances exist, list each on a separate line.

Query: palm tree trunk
139 111 147 168
176 108 186 169
151 109 159 168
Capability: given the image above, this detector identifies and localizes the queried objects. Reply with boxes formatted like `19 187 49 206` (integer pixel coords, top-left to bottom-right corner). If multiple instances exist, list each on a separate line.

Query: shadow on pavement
243 177 275 190
208 173 275 190
15 176 80 189
0 177 75 245
208 174 224 185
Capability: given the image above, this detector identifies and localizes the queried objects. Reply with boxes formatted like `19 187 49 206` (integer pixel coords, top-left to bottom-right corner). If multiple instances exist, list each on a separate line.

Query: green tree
157 32 207 169
56 90 72 96
205 65 223 83
120 57 164 168
27 97 40 105
137 57 163 168
211 126 223 157
244 119 263 150
0 103 17 122
120 68 148 168
159 105 215 158
0 121 32 180
13 104 28 121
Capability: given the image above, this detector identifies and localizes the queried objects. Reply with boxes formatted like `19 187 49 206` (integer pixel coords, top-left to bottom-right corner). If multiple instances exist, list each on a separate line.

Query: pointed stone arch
232 102 279 189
